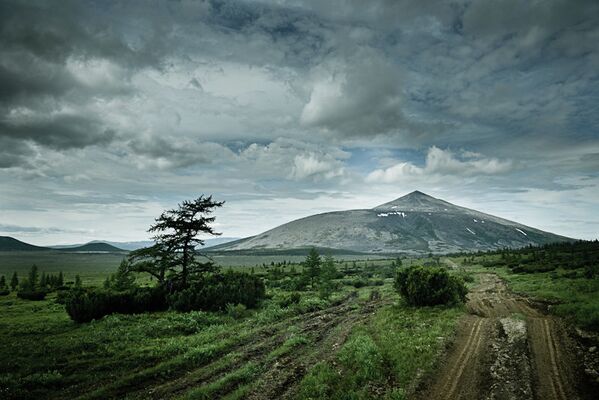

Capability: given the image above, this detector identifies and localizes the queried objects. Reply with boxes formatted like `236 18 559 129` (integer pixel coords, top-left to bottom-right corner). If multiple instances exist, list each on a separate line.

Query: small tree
39 272 47 289
28 264 39 291
57 271 64 287
303 248 321 288
112 259 136 291
75 275 82 288
0 275 6 289
10 272 18 291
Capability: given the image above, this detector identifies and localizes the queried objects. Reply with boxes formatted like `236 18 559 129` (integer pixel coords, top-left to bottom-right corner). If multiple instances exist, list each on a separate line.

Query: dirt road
414 273 592 400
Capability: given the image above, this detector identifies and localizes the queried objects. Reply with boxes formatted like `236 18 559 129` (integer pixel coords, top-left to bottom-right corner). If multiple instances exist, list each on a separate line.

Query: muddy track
414 273 592 400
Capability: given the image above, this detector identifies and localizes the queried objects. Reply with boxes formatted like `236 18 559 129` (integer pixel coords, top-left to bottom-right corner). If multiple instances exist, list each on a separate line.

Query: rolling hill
211 191 572 254
0 236 50 251
0 236 125 252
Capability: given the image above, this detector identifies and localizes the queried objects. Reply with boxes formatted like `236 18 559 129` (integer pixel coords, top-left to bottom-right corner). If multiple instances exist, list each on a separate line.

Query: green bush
168 271 265 312
278 292 302 308
395 266 467 306
225 303 248 319
65 287 168 323
16 291 47 301
0 289 10 296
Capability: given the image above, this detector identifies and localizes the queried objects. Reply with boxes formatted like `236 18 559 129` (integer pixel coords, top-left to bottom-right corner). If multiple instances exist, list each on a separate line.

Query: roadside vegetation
457 240 599 330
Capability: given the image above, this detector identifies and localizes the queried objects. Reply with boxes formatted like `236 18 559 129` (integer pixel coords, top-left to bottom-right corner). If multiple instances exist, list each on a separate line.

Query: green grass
491 267 599 330
296 296 463 399
0 252 466 399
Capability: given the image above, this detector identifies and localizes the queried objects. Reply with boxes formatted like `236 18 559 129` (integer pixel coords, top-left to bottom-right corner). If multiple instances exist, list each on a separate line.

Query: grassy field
0 253 464 399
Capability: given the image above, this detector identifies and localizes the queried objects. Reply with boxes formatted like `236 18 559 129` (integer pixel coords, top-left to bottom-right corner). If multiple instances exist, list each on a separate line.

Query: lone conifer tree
130 195 224 287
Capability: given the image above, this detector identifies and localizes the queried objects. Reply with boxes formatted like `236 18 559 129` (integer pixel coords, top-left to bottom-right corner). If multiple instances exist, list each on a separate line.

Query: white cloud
366 146 512 183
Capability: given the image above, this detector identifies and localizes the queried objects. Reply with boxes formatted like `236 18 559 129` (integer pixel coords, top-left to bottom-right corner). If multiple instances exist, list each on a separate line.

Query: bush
168 271 265 312
278 292 302 308
17 290 47 301
225 303 248 319
395 266 467 306
65 287 168 323
0 289 10 296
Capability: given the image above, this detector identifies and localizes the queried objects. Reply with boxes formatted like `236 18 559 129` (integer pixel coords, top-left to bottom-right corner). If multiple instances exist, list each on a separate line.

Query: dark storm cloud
0 114 116 149
0 0 598 242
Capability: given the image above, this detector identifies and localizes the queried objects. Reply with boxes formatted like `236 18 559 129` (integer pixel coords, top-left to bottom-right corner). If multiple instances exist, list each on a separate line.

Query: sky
1 0 598 246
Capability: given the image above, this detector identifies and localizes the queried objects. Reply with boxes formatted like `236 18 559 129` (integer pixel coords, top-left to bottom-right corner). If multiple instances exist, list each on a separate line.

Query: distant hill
0 236 50 251
0 236 125 253
51 237 240 251
212 191 574 255
59 242 125 253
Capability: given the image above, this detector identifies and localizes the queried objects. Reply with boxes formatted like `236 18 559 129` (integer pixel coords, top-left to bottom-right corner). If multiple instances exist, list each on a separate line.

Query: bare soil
413 273 596 400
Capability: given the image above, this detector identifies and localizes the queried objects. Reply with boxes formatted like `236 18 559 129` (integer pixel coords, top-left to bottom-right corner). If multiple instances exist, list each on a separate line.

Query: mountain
0 236 50 251
211 191 572 254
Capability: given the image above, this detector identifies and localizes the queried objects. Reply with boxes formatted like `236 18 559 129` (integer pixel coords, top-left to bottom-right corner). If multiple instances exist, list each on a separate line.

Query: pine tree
128 195 224 287
112 259 135 291
28 265 39 290
0 275 6 289
304 248 321 288
39 272 47 289
10 272 18 291
75 275 82 288
57 271 64 287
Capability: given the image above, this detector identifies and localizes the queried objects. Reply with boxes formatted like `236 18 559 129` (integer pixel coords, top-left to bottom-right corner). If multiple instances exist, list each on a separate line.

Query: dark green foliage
28 264 39 290
129 195 224 287
65 287 168 323
10 271 18 291
303 248 321 288
278 292 302 308
0 288 9 296
17 291 47 301
0 275 5 289
168 271 265 312
74 275 82 288
395 266 467 306
110 259 136 291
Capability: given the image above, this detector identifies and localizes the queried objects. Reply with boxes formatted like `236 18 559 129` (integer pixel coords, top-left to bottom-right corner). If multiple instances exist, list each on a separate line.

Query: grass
490 267 599 330
296 295 463 399
0 252 468 399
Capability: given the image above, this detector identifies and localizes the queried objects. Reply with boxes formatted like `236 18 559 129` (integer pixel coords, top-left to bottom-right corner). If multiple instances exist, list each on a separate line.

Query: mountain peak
373 191 456 212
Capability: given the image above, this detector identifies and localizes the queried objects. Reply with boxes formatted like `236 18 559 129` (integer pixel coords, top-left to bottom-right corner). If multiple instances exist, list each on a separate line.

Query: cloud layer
1 0 598 243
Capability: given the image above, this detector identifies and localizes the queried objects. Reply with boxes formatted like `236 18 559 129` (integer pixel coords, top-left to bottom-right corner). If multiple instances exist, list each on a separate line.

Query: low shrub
395 266 467 306
0 289 10 296
225 303 248 319
17 291 47 301
278 292 302 308
65 287 167 323
168 271 266 312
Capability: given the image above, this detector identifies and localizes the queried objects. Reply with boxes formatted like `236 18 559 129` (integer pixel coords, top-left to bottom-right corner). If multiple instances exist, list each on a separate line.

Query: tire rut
412 273 591 400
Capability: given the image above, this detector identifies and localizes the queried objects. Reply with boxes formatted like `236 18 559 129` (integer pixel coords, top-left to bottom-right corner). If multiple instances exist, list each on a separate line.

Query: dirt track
414 273 592 400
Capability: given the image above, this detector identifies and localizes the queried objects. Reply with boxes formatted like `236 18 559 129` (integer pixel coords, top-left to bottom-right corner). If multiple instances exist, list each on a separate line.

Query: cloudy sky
1 0 598 245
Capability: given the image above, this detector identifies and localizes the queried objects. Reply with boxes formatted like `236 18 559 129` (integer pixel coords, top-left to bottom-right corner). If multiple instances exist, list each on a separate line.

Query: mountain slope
213 191 572 254
0 236 50 251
